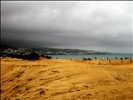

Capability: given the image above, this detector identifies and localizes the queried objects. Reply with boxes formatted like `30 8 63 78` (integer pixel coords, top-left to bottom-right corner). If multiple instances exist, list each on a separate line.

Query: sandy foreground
1 57 133 100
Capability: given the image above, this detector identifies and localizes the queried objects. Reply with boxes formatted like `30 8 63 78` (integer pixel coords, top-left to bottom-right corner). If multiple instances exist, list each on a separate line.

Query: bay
49 54 133 59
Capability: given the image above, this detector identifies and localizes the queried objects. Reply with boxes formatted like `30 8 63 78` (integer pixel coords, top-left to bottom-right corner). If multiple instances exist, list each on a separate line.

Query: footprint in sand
36 88 48 96
84 84 89 88
16 71 24 78
39 78 44 81
25 86 31 91
27 78 34 81
38 70 47 73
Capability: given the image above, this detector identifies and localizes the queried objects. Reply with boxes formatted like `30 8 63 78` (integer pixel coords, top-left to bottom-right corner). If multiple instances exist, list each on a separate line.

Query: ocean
49 54 133 59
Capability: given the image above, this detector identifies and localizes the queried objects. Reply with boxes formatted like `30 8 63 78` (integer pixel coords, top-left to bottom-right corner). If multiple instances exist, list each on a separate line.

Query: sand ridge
1 57 133 100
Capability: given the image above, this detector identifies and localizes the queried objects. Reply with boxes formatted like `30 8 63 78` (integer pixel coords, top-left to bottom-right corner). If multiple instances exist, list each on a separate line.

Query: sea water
49 54 133 59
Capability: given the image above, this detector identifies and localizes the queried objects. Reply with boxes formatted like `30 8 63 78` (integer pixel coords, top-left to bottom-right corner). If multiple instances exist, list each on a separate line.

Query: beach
1 57 133 100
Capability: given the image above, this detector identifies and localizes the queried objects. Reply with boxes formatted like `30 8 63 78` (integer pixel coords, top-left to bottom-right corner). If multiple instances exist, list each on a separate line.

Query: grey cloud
1 1 132 53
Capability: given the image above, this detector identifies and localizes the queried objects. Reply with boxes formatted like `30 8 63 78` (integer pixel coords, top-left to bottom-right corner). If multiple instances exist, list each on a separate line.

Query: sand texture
1 57 133 100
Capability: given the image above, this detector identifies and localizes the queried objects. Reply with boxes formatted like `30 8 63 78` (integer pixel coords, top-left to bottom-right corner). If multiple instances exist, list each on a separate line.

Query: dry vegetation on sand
1 57 133 100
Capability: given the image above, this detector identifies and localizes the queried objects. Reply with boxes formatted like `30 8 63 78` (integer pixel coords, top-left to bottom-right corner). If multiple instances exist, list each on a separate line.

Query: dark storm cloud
1 1 132 53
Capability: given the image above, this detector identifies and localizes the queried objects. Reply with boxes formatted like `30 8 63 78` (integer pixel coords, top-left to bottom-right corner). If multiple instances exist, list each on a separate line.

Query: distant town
1 45 111 57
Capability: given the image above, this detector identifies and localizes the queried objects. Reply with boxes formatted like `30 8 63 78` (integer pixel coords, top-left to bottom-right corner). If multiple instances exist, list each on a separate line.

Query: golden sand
1 57 133 100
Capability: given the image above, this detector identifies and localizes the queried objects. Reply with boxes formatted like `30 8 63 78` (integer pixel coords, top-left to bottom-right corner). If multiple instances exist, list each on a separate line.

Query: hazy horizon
1 1 133 53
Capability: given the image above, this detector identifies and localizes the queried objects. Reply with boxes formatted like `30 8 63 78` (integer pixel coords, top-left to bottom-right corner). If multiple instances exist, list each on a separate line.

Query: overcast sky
1 1 133 53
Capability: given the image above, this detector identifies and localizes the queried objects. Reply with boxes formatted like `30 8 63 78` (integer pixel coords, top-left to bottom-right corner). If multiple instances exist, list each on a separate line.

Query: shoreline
1 57 133 65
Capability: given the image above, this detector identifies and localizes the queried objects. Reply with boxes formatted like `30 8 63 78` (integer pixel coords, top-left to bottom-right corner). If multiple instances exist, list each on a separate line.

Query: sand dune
1 57 133 100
